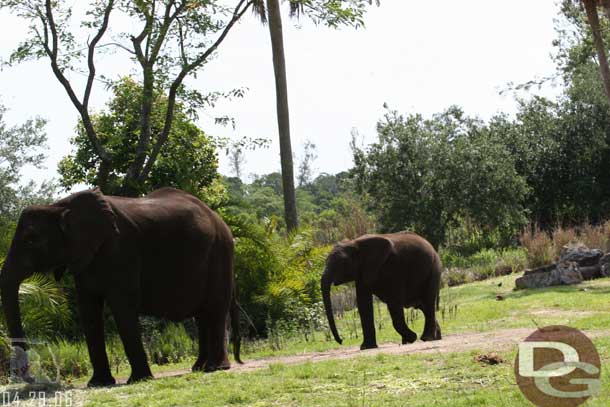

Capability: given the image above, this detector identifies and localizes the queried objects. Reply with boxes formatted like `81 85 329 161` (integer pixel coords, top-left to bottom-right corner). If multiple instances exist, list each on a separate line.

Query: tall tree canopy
352 107 529 249
58 77 218 196
1 0 256 195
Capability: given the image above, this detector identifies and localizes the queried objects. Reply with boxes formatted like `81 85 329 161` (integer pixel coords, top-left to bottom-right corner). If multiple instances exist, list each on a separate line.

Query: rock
515 261 583 289
555 261 584 285
523 263 556 276
600 253 610 277
579 265 601 280
559 244 603 266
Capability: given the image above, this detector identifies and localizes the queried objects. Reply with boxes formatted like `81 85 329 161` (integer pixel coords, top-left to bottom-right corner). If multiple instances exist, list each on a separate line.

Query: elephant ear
60 188 119 275
356 235 394 286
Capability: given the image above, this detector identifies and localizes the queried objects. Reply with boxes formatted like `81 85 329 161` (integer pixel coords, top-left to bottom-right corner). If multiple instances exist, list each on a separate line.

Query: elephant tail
230 294 243 364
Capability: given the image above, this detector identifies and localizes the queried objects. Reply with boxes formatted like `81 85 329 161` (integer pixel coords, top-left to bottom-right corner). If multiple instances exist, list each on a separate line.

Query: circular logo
515 326 601 407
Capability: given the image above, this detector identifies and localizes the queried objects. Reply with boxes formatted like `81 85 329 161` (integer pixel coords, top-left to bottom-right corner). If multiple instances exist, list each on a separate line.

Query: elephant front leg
356 283 377 350
387 303 417 345
107 295 153 383
77 294 115 387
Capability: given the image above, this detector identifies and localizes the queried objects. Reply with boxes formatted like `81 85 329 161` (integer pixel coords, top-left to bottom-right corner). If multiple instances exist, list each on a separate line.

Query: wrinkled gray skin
321 232 442 350
0 187 241 387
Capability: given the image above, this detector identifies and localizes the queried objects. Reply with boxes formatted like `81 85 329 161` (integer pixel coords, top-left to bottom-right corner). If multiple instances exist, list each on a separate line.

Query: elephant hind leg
421 294 441 341
202 309 230 372
387 303 417 344
192 316 208 372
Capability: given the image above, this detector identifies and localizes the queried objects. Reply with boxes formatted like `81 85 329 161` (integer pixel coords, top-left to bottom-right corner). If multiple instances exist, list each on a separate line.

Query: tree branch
131 1 155 67
138 0 253 182
42 0 112 189
149 0 186 64
98 42 136 55
83 0 115 109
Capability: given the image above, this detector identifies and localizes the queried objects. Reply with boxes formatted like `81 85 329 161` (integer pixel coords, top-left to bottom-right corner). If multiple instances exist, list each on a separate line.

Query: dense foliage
352 106 528 249
58 78 219 196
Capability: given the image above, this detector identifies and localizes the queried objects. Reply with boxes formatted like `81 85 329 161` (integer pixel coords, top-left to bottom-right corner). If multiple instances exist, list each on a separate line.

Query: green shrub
51 339 89 379
441 247 526 286
144 323 197 365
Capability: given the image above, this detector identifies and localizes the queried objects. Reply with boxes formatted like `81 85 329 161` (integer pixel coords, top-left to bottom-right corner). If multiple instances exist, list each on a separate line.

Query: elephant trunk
0 257 28 351
321 270 342 345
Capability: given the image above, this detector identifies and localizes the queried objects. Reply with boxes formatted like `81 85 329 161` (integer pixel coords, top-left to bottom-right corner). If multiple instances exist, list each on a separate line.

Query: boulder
600 253 610 278
515 261 583 289
579 265 601 280
559 244 603 266
523 263 556 275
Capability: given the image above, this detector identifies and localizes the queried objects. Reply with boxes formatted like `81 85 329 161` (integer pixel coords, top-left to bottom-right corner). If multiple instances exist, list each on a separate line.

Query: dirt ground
131 327 610 382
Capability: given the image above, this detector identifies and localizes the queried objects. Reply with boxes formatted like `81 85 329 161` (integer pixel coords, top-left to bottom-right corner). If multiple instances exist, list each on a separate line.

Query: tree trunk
267 0 298 231
584 0 610 105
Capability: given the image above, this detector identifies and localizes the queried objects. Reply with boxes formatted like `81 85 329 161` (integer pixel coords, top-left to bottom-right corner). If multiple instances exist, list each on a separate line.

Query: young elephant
321 232 442 349
0 187 241 387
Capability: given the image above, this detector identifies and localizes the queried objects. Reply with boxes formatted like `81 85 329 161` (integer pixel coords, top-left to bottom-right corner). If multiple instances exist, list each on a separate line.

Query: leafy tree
0 105 54 220
0 104 57 259
1 0 256 195
297 140 317 187
58 77 218 196
580 0 610 104
352 107 528 248
229 146 246 179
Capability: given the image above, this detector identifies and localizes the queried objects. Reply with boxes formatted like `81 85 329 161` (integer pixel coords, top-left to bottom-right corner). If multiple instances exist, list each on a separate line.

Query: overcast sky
0 1 562 185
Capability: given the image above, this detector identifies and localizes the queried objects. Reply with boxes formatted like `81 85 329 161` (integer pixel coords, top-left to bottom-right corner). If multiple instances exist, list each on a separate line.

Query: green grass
83 336 610 407
239 274 610 359
9 274 610 406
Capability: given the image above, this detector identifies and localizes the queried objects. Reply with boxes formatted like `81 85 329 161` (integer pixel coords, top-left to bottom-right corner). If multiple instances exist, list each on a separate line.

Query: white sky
0 0 562 185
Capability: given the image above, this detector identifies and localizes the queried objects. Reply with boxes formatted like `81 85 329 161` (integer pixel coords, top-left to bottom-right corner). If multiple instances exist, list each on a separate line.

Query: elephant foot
360 342 378 350
127 372 153 384
87 374 116 388
421 332 442 342
192 359 207 372
402 330 418 345
203 361 231 373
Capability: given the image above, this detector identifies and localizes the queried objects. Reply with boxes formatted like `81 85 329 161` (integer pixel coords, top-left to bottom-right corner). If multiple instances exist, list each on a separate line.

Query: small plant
579 223 610 253
144 323 197 365
520 225 554 268
108 336 127 375
552 226 578 258
51 339 89 379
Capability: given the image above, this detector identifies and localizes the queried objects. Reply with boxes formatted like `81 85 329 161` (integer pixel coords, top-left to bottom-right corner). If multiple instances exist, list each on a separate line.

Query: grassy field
7 274 610 406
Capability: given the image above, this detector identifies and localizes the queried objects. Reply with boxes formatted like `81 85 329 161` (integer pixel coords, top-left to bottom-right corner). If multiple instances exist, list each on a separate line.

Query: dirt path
121 327 610 383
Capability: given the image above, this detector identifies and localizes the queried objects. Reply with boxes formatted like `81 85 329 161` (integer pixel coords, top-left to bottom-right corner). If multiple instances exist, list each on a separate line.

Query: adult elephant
0 187 241 387
321 232 442 350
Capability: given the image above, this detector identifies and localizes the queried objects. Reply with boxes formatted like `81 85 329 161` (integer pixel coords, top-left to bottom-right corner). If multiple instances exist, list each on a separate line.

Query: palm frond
288 0 304 18
252 0 267 23
0 273 71 339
